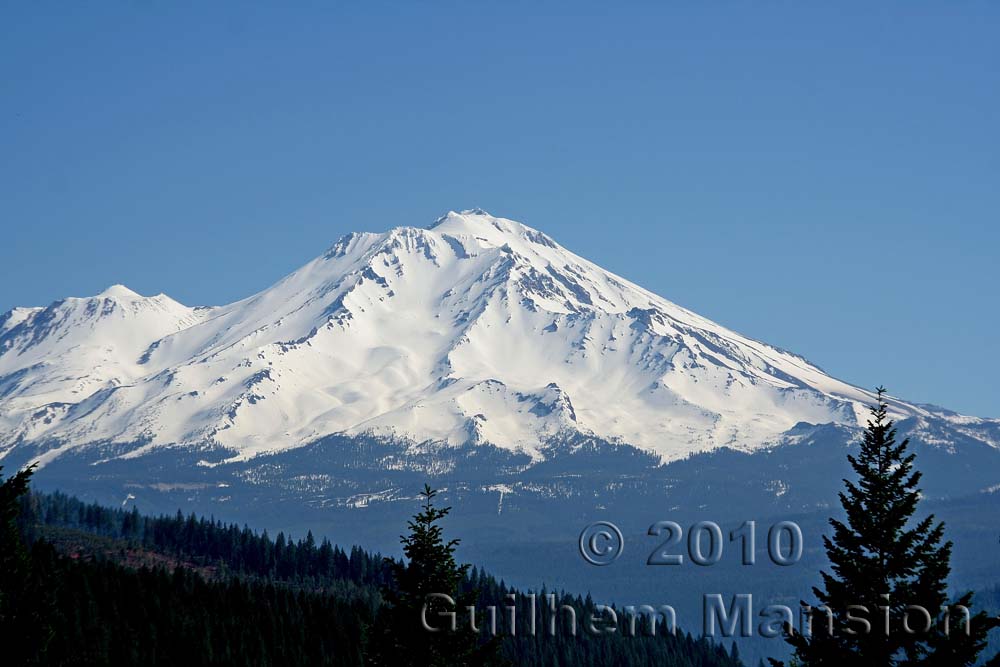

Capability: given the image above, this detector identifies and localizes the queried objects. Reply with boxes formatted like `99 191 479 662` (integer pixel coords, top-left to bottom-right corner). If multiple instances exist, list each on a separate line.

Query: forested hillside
3 475 744 666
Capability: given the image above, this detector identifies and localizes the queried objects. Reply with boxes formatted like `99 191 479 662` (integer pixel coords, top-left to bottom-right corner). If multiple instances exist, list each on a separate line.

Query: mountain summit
1 210 995 467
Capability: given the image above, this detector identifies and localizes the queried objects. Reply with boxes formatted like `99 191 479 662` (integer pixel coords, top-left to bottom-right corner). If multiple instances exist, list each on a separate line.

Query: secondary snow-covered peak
0 287 211 421
0 307 41 335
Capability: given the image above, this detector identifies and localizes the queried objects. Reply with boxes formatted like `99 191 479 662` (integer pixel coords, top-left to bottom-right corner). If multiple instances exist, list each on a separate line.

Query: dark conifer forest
2 469 743 667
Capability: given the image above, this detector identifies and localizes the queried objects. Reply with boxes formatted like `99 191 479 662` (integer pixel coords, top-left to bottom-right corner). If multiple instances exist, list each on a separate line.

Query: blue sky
2 3 997 416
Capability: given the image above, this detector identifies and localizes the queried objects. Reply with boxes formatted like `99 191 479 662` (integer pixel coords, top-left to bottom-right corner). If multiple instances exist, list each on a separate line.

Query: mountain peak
428 208 494 229
426 209 559 252
4 209 991 468
97 284 142 299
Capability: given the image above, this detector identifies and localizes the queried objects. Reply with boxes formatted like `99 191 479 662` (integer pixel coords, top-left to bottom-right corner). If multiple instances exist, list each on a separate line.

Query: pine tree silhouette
368 484 504 666
0 464 53 664
772 388 1000 666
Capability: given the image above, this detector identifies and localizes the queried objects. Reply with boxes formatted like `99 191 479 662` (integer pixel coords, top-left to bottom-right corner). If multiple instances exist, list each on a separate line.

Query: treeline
21 544 368 666
4 476 743 666
18 489 391 592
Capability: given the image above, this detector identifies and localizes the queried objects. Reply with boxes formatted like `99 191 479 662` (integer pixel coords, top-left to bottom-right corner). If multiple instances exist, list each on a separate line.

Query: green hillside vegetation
2 468 743 667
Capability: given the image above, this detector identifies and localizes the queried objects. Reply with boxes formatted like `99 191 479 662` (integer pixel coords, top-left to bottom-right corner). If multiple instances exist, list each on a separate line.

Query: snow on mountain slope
0 286 212 452
0 210 993 465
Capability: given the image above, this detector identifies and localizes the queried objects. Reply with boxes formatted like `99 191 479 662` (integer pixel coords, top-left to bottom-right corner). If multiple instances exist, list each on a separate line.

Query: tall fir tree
0 464 53 665
367 484 504 667
772 388 999 666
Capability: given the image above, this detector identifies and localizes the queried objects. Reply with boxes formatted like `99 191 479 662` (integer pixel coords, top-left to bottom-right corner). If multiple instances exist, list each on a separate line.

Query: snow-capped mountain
1 209 996 468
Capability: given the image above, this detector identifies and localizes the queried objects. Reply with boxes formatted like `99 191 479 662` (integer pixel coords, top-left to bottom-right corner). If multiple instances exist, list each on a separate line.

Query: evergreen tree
772 388 999 666
368 484 503 667
0 464 53 664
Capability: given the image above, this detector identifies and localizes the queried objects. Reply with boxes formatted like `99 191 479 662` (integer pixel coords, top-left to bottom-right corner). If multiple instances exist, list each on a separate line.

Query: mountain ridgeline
2 210 998 582
3 209 998 468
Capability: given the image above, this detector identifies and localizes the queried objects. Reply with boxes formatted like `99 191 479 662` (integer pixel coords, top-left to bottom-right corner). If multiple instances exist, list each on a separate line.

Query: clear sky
2 3 997 416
